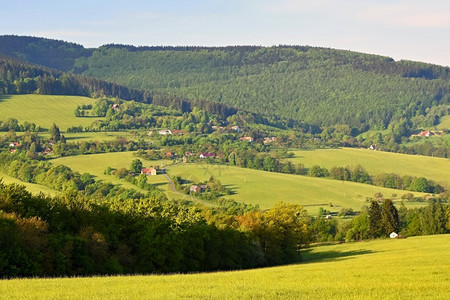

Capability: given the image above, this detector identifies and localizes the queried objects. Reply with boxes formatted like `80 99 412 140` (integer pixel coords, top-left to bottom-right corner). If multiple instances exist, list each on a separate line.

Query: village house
158 129 172 135
263 137 278 144
231 125 241 132
112 104 120 110
43 147 52 155
9 142 20 147
141 167 157 176
190 185 208 193
199 152 215 159
171 130 183 135
240 137 254 142
420 130 433 137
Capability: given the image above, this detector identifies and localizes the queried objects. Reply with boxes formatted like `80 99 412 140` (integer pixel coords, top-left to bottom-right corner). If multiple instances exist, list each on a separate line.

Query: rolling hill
286 147 450 187
1 35 449 131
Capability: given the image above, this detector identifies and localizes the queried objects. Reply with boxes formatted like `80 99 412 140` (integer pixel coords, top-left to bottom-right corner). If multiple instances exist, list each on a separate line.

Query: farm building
420 130 433 137
240 137 254 142
141 167 157 176
171 130 184 135
199 152 215 159
158 129 172 135
263 137 277 144
190 185 208 193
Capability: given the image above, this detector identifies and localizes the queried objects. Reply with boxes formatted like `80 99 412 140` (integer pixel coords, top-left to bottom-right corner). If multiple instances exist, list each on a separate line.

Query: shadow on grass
0 94 13 103
300 248 374 264
64 136 90 140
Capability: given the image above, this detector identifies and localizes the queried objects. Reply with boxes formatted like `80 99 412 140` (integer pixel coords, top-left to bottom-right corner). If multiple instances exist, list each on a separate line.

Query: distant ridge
0 35 449 131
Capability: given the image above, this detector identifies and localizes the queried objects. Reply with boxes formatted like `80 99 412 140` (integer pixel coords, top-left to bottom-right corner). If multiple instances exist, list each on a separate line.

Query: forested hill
1 35 449 131
0 56 239 120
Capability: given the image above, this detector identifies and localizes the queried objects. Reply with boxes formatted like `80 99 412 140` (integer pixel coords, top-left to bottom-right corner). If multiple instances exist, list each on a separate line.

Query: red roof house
199 152 215 158
141 167 157 176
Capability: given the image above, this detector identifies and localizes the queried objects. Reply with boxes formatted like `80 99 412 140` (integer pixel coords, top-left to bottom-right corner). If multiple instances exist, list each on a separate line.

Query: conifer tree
50 123 61 142
381 199 399 235
368 200 383 238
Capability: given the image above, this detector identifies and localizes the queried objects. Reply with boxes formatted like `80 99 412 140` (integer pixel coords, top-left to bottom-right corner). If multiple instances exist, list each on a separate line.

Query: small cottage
141 167 157 176
158 130 172 135
199 152 215 159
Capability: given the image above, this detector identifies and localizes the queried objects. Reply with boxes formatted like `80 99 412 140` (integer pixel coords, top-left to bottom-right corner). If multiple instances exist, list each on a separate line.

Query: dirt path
162 173 216 207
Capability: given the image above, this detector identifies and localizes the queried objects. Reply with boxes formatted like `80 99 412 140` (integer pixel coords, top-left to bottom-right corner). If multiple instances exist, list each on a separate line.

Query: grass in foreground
1 234 448 299
286 147 450 187
0 94 102 131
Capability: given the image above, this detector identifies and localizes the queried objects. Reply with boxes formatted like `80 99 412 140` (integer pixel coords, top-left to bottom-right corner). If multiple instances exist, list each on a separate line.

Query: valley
0 36 449 298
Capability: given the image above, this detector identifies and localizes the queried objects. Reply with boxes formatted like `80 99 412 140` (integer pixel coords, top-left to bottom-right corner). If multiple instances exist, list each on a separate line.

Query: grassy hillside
51 152 177 197
1 234 448 299
0 171 58 196
166 163 426 212
50 153 426 212
0 94 101 131
437 115 450 130
286 147 450 187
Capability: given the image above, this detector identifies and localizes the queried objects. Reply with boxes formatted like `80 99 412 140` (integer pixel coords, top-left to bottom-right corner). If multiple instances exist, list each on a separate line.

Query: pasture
166 163 426 212
50 153 427 212
0 171 59 196
0 94 102 131
286 147 450 187
1 234 448 299
51 152 178 197
437 115 450 130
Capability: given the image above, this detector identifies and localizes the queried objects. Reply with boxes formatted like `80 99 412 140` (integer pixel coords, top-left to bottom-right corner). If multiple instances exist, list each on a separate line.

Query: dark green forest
1 35 449 131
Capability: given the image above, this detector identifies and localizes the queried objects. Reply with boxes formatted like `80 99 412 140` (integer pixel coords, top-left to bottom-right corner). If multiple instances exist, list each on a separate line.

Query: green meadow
286 147 450 187
51 152 180 198
0 94 102 131
166 163 426 211
437 115 450 130
51 153 427 212
0 171 58 196
1 234 448 299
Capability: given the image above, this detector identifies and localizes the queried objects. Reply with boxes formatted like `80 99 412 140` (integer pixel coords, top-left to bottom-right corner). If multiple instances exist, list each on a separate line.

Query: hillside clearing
50 153 428 212
286 147 450 187
51 152 181 199
0 171 59 196
1 234 448 299
166 163 427 212
0 94 102 131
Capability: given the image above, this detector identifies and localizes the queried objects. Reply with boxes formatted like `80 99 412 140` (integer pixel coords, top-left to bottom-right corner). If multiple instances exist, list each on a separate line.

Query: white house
158 129 172 135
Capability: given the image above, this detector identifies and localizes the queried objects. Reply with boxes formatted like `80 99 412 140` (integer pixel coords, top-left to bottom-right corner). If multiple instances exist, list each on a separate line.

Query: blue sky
2 0 450 66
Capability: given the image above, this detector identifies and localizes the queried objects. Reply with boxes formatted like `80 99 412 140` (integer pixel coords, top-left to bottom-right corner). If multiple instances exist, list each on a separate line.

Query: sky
1 0 450 66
